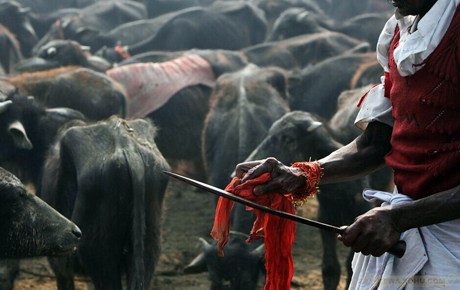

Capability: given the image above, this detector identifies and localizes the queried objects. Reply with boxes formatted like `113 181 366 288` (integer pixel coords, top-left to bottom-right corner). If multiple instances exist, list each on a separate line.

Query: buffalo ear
8 121 33 150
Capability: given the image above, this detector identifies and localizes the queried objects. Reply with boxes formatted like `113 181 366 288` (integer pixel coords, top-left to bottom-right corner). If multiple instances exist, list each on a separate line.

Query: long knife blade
163 170 405 258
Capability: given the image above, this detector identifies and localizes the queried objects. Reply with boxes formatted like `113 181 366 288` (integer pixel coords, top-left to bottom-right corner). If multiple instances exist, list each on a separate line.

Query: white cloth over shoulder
354 81 393 130
349 185 460 290
354 0 460 129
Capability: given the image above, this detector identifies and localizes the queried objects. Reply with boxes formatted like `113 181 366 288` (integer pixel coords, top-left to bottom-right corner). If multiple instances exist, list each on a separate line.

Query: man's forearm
391 187 460 231
318 121 392 184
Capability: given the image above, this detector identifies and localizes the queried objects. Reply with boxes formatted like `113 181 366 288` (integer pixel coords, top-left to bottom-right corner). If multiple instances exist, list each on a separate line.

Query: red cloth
211 173 296 290
383 6 460 198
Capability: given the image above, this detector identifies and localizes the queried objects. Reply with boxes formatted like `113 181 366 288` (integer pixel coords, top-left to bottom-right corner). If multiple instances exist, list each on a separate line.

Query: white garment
349 185 460 290
354 0 460 129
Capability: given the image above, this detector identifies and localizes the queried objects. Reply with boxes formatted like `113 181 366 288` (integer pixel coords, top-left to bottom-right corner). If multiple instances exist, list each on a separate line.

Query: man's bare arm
319 121 393 184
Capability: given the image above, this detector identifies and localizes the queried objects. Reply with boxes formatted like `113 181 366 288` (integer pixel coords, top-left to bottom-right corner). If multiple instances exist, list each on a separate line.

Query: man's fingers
235 160 264 178
240 161 272 183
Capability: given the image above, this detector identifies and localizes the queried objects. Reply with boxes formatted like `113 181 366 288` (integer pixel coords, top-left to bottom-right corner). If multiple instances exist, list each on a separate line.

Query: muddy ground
14 177 351 290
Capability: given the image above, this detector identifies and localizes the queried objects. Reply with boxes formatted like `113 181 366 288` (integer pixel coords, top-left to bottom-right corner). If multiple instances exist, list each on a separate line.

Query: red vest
385 7 460 199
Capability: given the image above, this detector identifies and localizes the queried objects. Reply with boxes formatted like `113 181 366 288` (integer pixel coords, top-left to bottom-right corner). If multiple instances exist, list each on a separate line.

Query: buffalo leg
0 259 19 290
48 256 76 290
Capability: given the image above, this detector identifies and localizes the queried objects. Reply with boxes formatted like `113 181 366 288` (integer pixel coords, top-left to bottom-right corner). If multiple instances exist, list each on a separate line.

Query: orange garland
290 161 323 206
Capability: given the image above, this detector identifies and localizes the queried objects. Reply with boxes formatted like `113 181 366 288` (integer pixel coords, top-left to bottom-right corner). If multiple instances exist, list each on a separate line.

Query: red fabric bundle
211 173 296 290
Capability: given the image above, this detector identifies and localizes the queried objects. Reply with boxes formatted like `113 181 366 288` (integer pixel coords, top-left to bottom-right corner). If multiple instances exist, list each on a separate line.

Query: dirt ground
14 177 351 290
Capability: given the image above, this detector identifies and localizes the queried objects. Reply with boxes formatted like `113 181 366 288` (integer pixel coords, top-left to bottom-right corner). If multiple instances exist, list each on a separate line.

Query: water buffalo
0 96 171 289
40 116 170 290
184 237 265 290
268 7 390 49
97 2 268 63
4 66 127 120
0 165 81 258
15 39 112 72
243 111 370 290
0 94 87 188
252 0 325 29
0 1 39 57
242 31 370 70
190 64 290 289
288 52 382 119
202 64 290 189
268 7 332 41
31 1 147 54
0 162 81 290
0 168 81 258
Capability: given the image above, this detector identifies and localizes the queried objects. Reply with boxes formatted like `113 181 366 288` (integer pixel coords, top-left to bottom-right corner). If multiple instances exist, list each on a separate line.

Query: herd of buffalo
0 0 396 289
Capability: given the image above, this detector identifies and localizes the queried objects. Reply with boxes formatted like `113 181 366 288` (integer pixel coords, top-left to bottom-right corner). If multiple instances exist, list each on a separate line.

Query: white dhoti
349 186 460 290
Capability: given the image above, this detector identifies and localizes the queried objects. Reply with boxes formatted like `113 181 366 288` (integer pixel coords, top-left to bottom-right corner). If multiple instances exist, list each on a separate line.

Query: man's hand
234 157 306 195
338 206 402 257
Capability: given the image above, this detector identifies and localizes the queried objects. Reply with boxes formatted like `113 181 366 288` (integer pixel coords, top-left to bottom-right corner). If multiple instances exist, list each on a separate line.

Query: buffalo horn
0 100 12 113
250 243 265 258
183 238 211 274
306 120 322 132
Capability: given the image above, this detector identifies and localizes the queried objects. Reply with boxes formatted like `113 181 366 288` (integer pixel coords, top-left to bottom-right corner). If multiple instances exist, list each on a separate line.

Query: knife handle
388 240 406 258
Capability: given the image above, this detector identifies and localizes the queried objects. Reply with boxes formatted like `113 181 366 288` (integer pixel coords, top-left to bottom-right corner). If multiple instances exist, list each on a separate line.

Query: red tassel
211 173 296 290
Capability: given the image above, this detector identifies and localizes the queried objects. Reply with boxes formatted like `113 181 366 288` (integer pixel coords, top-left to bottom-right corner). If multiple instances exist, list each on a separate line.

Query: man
234 0 460 288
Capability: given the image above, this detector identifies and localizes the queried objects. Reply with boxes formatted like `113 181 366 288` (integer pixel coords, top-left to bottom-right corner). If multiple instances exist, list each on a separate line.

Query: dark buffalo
243 111 370 290
32 1 147 54
288 52 382 119
97 2 267 63
15 39 112 72
0 165 81 258
4 66 127 120
268 7 390 49
254 0 327 30
190 65 290 289
268 7 332 41
184 236 265 290
202 64 290 189
0 1 39 57
0 94 87 188
0 96 171 289
40 116 170 290
243 31 370 70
